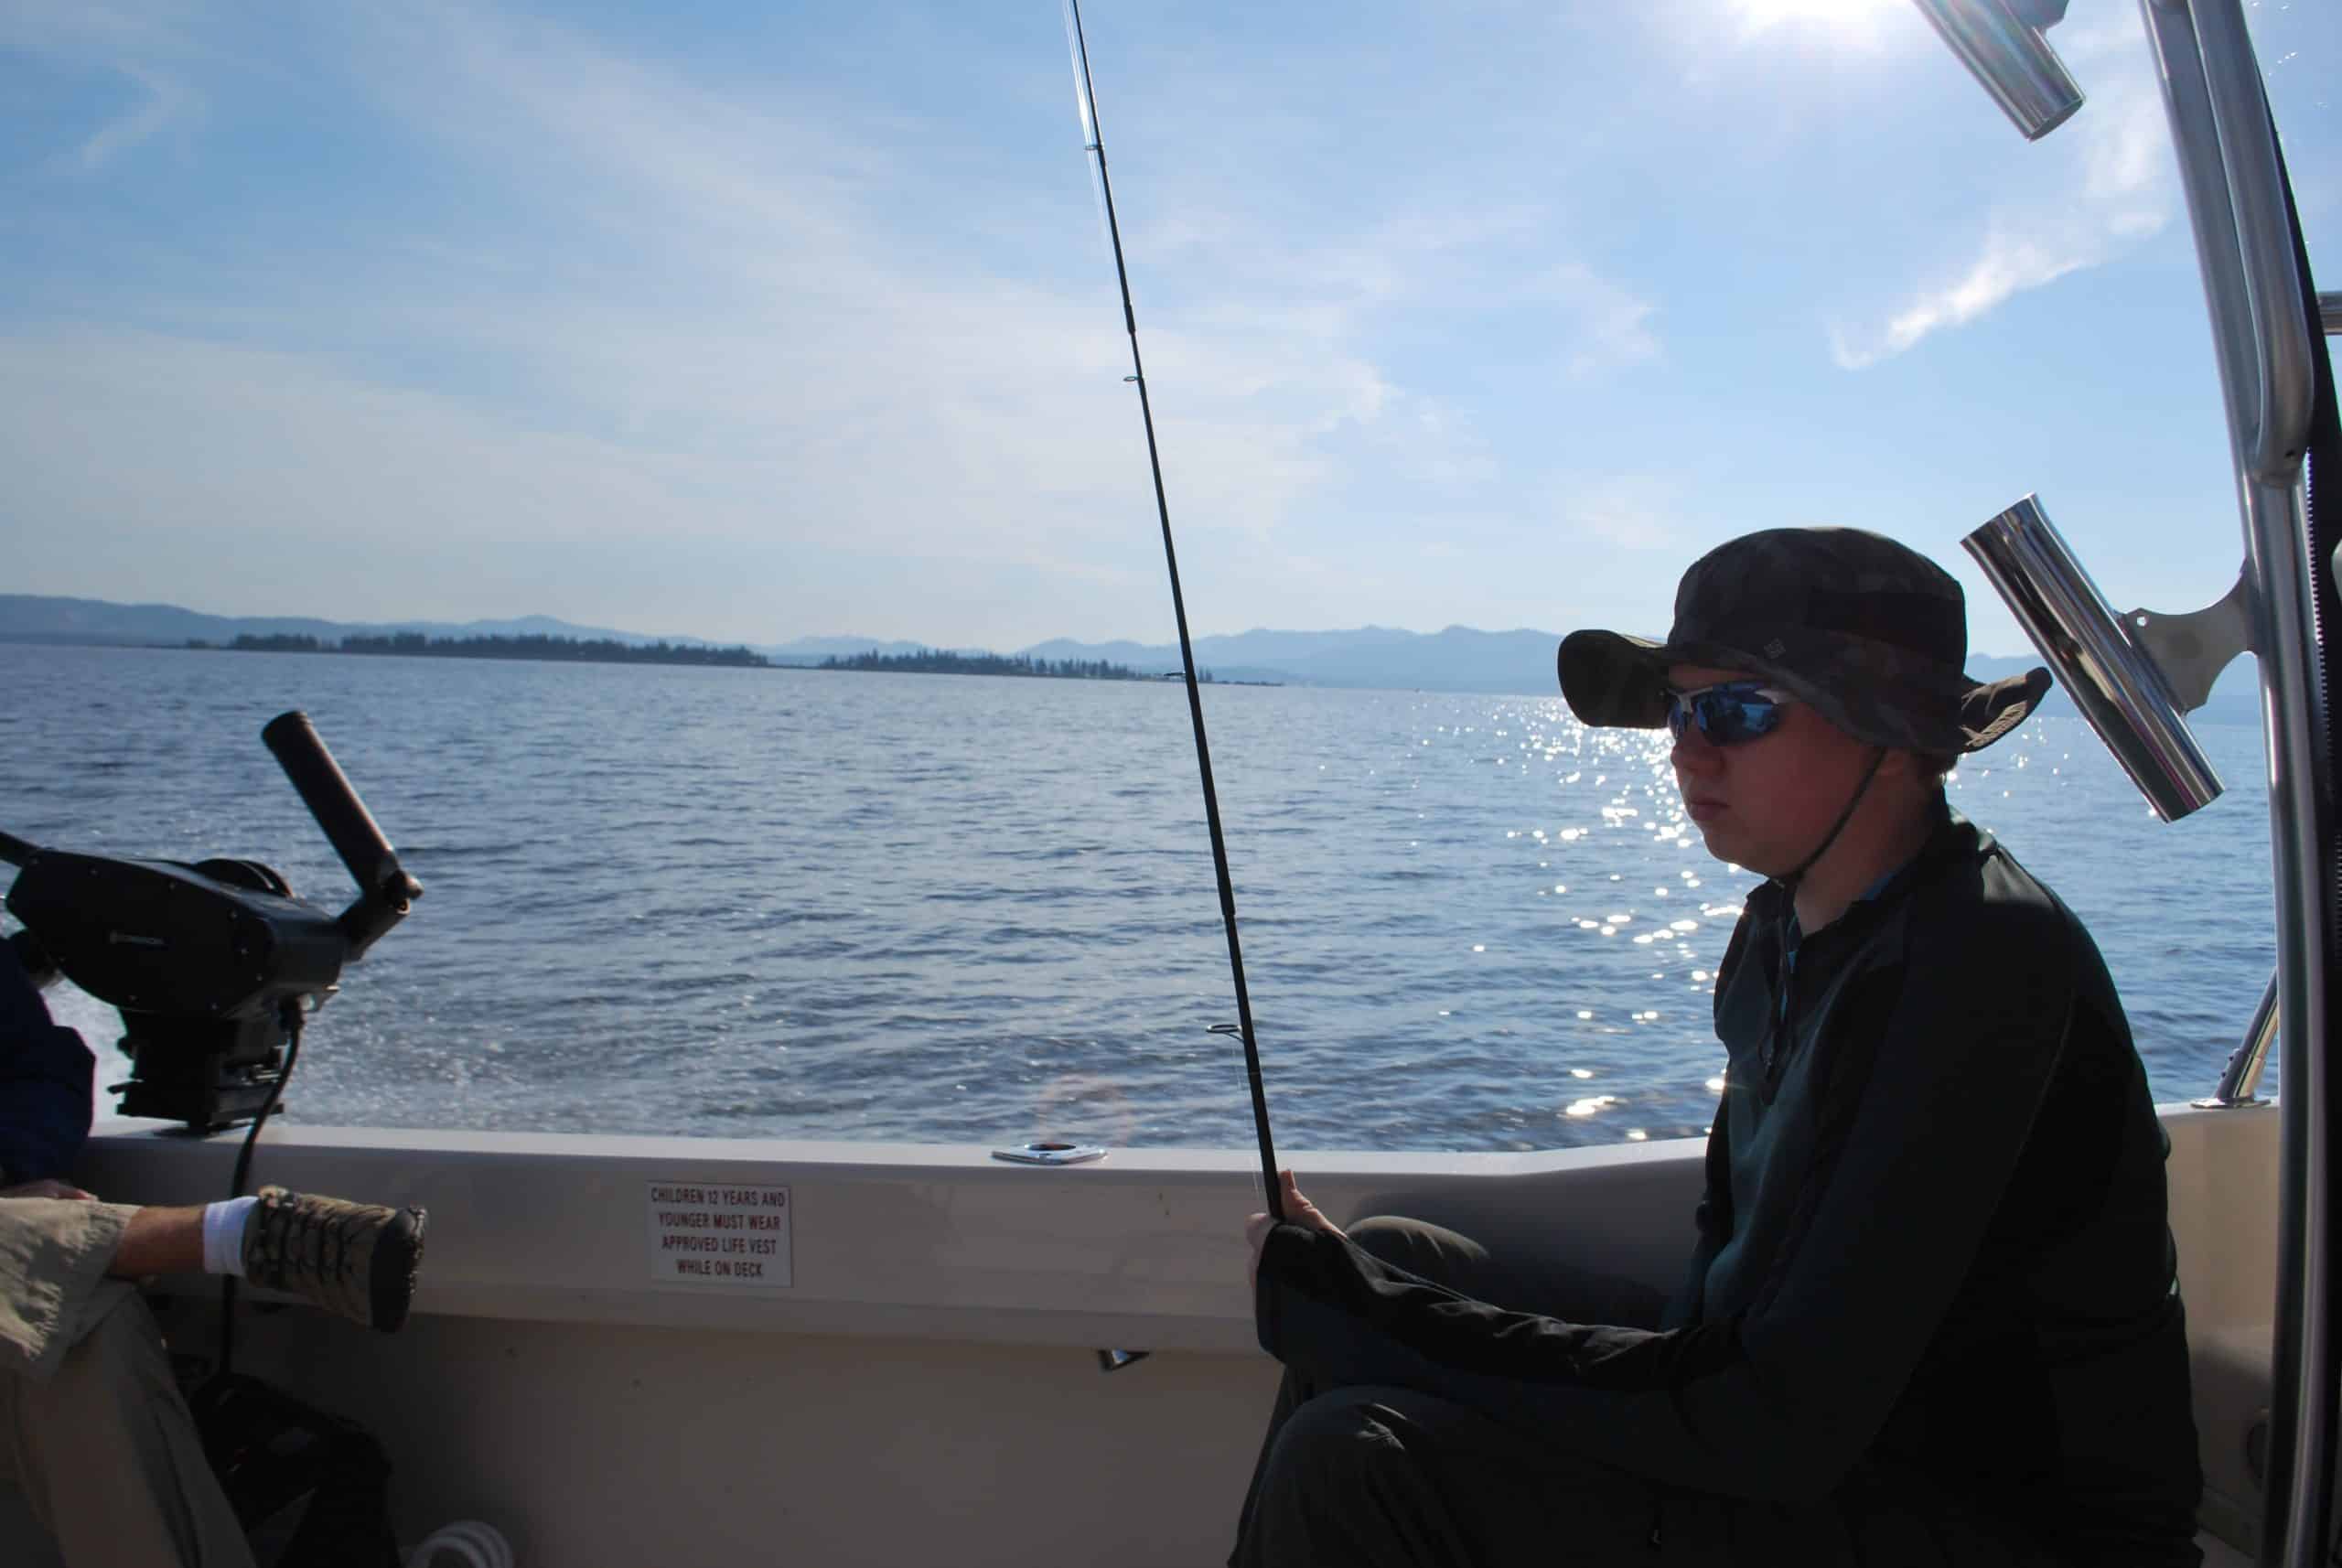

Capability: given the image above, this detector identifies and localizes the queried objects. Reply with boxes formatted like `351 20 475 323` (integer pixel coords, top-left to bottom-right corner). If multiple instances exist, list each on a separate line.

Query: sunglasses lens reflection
1668 685 1786 746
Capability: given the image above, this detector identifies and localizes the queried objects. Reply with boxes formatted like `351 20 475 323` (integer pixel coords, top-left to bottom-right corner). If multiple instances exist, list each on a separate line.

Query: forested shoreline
817 649 1195 681
199 632 770 667
180 634 1255 682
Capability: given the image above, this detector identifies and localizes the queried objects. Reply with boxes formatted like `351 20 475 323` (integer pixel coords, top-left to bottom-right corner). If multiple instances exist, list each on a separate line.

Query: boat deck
0 1105 2283 1565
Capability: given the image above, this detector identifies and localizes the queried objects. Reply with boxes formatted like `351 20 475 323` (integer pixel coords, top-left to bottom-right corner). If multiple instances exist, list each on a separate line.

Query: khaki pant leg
0 1294 255 1568
0 1200 140 1380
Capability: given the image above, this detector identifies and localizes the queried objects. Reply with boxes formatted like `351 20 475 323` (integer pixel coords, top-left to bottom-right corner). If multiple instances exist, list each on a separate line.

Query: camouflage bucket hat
1555 527 2051 755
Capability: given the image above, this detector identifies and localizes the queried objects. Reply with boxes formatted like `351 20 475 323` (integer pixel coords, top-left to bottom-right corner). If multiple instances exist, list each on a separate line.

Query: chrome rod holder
2125 568 2255 714
1963 495 2229 821
2196 970 2279 1109
1908 0 2086 141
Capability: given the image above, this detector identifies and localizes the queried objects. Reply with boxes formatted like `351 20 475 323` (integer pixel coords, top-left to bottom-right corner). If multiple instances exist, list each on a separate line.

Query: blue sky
2 0 2335 656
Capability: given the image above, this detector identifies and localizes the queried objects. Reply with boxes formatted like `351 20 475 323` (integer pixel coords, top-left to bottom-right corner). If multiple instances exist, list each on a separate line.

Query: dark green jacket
1255 807 2202 1565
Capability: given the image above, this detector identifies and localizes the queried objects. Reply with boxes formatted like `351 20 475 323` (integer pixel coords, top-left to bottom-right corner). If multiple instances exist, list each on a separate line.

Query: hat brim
1956 667 2052 752
1558 628 2052 756
1555 629 1673 729
1555 628 1852 734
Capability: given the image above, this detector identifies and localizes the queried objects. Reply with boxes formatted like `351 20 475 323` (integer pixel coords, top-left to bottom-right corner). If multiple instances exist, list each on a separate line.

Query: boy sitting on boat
0 936 425 1568
1239 527 2203 1566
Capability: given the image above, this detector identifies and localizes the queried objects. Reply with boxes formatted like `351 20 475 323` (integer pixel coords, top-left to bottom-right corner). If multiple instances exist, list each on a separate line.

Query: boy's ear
1879 747 1954 786
1875 747 1924 784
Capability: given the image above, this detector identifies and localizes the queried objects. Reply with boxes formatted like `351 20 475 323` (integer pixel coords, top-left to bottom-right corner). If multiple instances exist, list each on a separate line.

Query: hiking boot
242 1186 427 1333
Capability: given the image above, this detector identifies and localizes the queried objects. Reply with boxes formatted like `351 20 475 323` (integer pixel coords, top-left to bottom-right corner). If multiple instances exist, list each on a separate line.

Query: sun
1730 0 1915 46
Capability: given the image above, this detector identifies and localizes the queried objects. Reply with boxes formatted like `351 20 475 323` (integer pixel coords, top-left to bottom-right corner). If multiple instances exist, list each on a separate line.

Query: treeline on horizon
819 648 1203 682
199 632 770 668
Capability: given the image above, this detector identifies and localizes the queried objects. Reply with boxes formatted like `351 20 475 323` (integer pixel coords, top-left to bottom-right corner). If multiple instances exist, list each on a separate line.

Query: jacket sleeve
0 939 94 1186
1660 1111 1733 1331
1253 896 2079 1504
1660 905 1756 1332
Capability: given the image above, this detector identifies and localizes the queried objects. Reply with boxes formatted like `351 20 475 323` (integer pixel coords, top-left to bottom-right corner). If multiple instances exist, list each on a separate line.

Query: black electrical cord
215 1002 304 1382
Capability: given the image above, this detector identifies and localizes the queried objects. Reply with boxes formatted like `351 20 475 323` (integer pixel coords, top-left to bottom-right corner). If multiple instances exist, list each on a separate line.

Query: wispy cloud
1 0 1487 635
64 62 195 172
1829 21 2174 369
3 0 2254 647
5 0 1667 631
1554 472 1686 553
1829 226 2092 370
1542 263 1662 378
347 0 1481 556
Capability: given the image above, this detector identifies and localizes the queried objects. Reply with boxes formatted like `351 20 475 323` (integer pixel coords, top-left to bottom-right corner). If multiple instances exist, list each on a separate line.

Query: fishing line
1061 0 1283 1221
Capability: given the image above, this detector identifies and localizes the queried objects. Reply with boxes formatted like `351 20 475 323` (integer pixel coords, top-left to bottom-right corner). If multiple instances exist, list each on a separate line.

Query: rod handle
261 711 418 907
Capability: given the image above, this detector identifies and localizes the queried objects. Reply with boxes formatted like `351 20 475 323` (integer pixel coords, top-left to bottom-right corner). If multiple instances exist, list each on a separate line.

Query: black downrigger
1 711 420 1132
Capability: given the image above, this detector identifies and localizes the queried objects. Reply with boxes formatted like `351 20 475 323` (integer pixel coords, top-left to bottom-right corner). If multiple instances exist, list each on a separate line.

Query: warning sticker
646 1182 792 1288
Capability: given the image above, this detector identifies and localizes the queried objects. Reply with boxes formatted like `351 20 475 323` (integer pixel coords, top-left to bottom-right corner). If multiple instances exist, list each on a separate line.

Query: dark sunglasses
1666 681 1798 746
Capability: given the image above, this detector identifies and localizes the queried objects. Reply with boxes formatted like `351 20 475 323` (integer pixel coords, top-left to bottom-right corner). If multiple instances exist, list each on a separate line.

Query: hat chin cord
1778 746 1888 891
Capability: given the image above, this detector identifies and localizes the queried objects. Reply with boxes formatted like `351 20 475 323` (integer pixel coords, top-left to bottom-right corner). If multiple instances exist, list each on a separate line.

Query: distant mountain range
0 596 985 669
0 592 2262 719
0 596 708 653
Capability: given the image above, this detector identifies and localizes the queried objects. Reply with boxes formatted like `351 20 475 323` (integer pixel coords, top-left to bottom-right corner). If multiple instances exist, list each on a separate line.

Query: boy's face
1665 662 1882 877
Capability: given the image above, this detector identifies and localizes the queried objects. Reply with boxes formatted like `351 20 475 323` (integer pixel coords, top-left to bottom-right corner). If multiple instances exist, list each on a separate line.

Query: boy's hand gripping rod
1063 0 1283 1222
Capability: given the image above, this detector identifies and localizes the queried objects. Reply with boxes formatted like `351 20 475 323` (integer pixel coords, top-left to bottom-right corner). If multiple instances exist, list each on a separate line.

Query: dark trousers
1230 1216 2067 1568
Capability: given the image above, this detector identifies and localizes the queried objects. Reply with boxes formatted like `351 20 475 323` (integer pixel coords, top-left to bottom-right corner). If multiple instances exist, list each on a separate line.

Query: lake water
0 642 2279 1152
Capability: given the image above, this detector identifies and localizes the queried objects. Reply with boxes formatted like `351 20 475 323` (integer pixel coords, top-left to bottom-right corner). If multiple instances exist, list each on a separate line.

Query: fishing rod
1062 0 1283 1222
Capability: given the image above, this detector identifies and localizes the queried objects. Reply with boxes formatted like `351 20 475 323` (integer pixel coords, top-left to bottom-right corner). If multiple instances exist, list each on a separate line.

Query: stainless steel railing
1917 2 2335 1563
2197 971 2281 1109
2133 5 2333 1564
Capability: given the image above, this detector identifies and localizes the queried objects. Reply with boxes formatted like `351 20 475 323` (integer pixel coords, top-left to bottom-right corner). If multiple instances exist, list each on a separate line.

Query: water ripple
2 649 2279 1152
